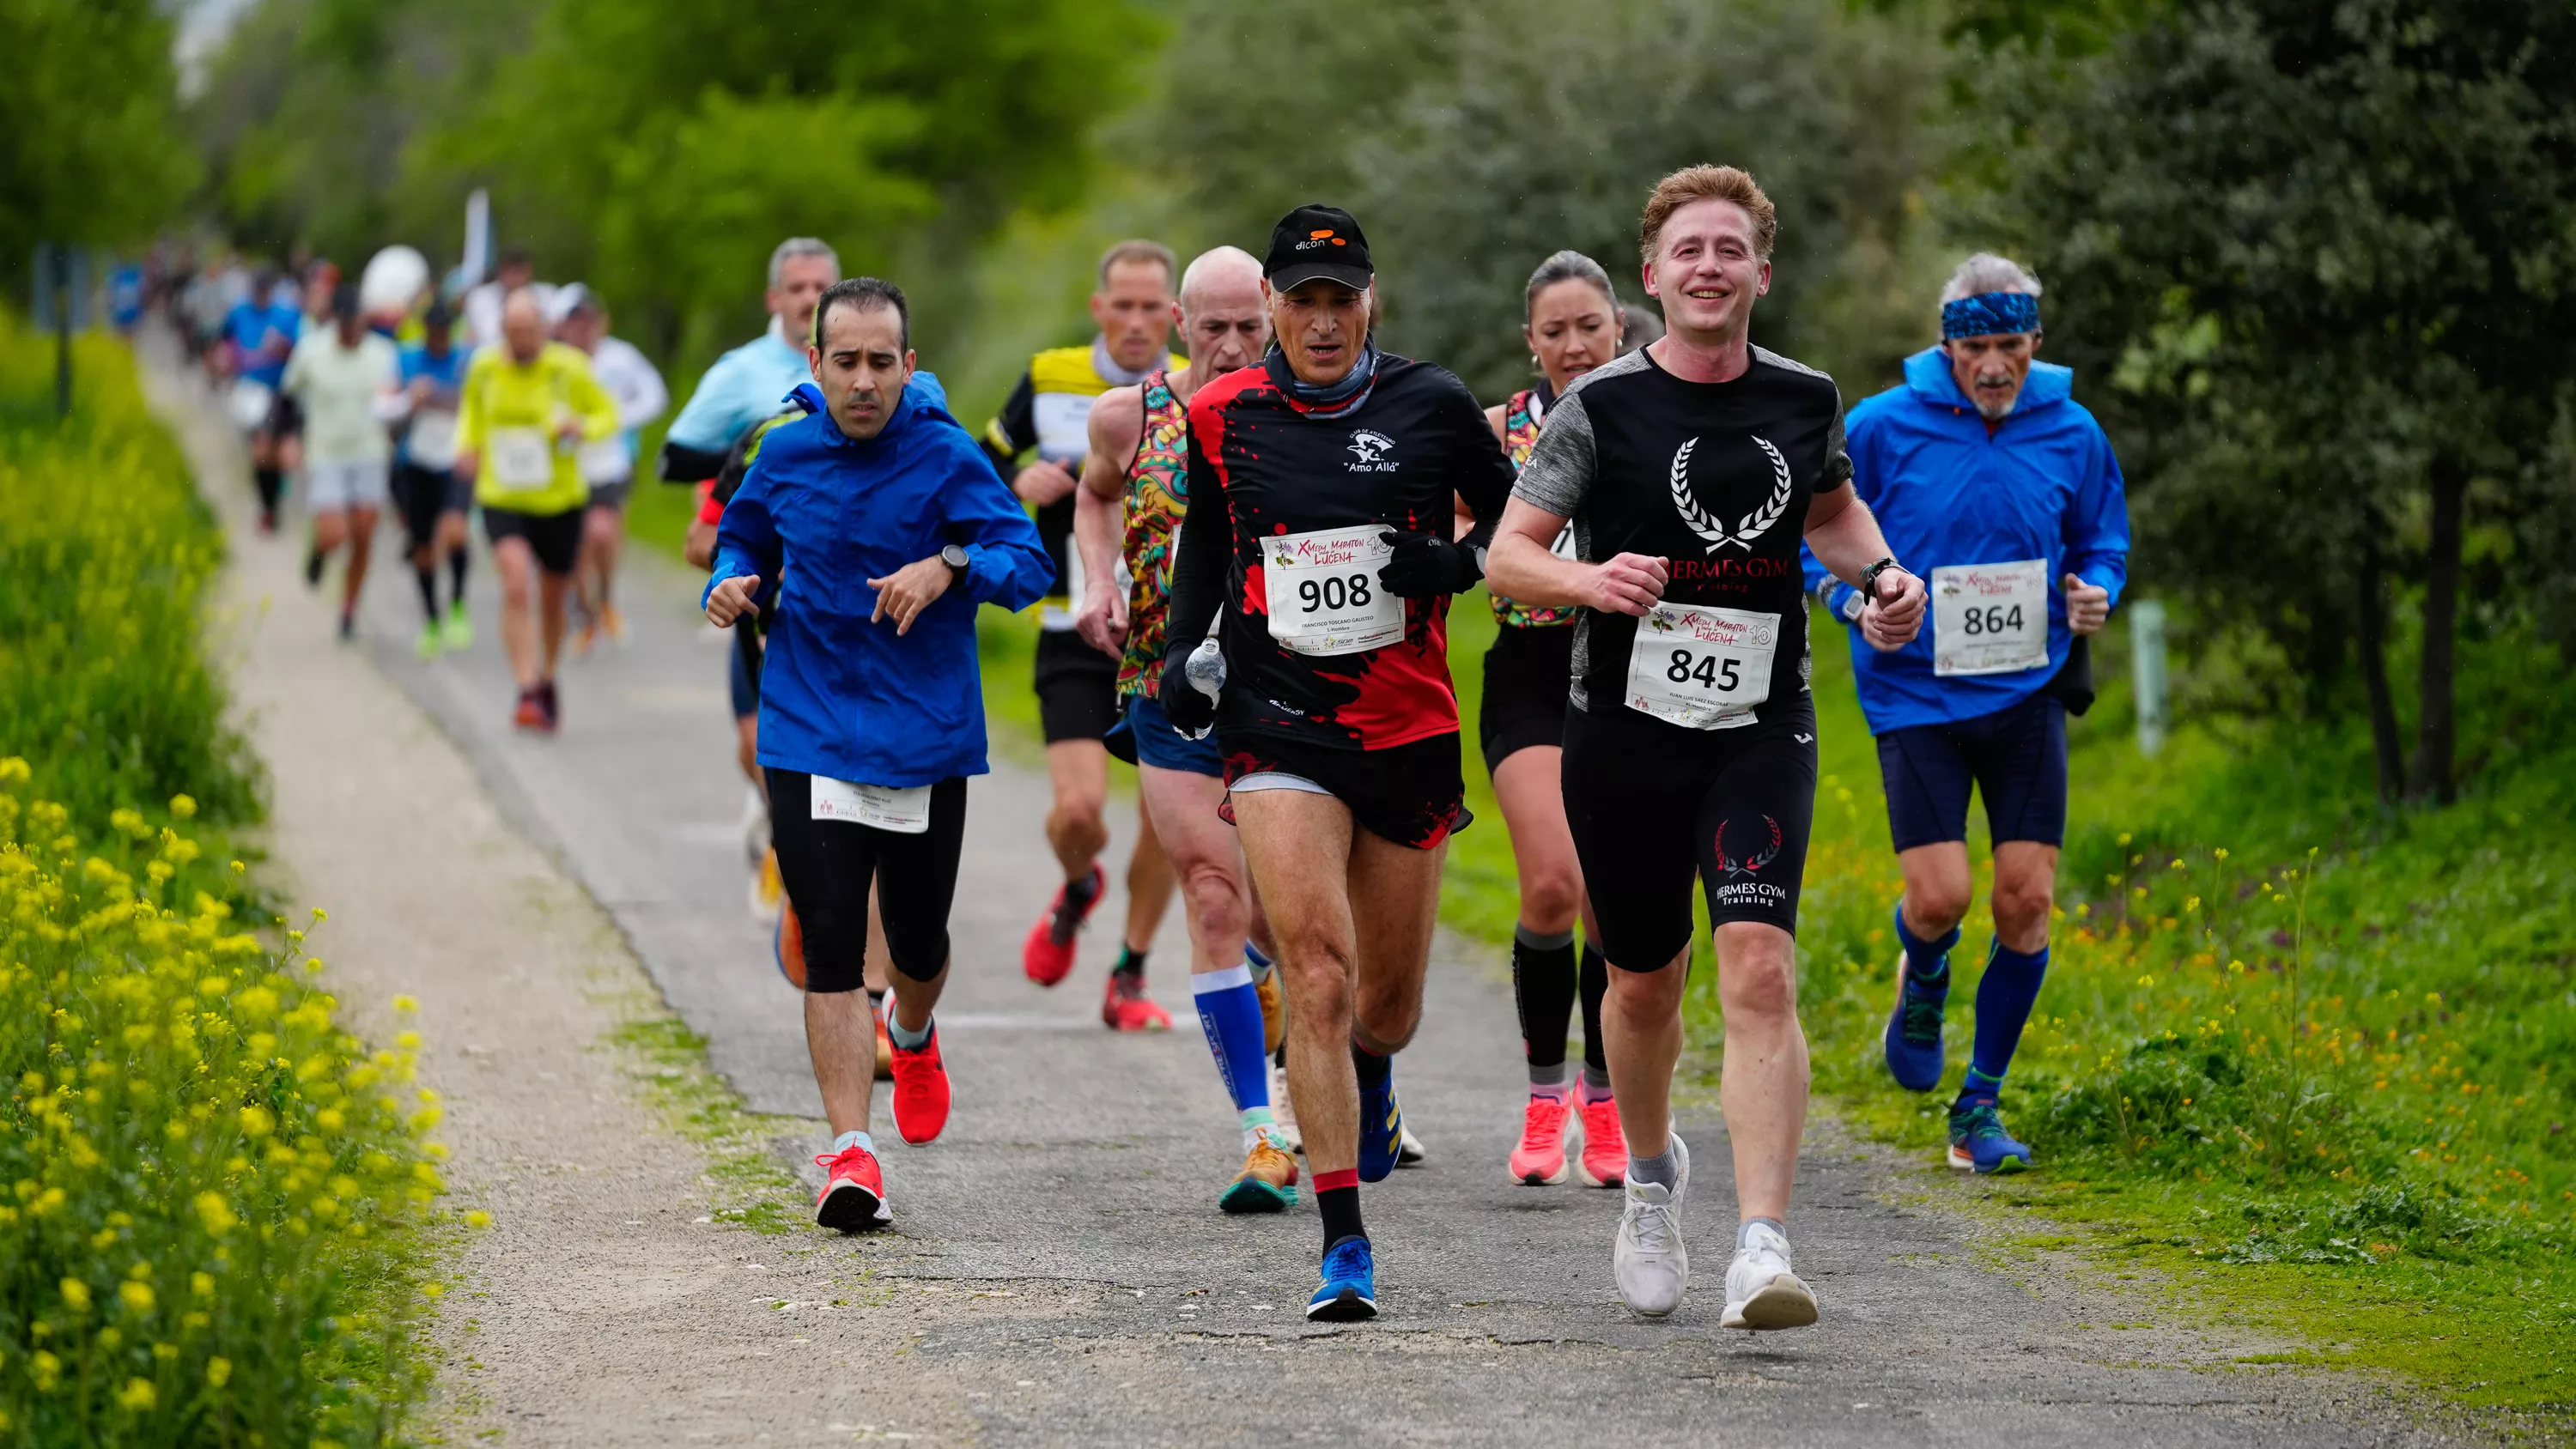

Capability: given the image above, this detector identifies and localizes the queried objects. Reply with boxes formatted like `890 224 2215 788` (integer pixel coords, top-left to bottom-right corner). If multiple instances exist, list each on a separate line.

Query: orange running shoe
512 688 547 731
600 603 628 644
1509 1093 1573 1185
889 1029 951 1144
873 1009 895 1082
1021 864 1105 986
1576 1094 1627 1188
1219 1130 1300 1213
1255 964 1285 1056
1102 971 1172 1032
813 1144 890 1231
772 899 806 989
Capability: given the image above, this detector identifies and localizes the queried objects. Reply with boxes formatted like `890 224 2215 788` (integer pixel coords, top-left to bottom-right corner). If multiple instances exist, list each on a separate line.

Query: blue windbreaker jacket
1801 347 2129 734
706 373 1054 787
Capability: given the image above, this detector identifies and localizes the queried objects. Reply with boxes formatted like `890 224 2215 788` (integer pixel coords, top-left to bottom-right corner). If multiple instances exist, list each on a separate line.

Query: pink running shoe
1509 1093 1573 1185
1575 1094 1627 1188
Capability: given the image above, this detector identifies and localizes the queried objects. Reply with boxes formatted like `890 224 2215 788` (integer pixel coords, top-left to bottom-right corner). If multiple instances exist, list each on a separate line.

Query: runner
462 247 551 352
222 269 301 533
666 238 841 919
1485 166 1926 1330
982 241 1182 1022
386 302 477 658
1158 204 1516 1319
278 282 400 640
1474 251 1624 1191
452 288 618 732
1070 245 1296 1210
703 276 1054 1230
1800 253 2128 1175
551 284 669 651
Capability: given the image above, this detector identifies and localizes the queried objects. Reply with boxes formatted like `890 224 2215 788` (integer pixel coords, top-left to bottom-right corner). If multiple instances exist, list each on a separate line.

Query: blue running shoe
1947 1097 2032 1174
1881 919 1948 1092
1357 1073 1405 1183
1307 1234 1378 1321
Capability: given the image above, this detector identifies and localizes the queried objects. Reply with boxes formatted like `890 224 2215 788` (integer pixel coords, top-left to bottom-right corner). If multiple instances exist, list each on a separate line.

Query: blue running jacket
1801 348 2129 734
707 373 1054 787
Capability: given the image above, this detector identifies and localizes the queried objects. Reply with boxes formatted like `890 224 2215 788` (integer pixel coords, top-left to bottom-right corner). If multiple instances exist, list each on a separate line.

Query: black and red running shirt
1165 348 1516 751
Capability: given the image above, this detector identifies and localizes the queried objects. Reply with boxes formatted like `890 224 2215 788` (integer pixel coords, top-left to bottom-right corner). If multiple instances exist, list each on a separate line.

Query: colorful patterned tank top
1490 386 1577 628
1115 369 1192 698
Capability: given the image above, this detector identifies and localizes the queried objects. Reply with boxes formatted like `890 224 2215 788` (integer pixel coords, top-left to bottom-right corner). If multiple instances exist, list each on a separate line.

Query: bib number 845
1959 604 2025 637
1297 573 1371 613
1666 650 1742 692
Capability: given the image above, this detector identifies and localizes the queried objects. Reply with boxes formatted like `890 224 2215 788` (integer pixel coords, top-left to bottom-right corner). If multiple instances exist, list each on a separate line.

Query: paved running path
175 347 2444 1445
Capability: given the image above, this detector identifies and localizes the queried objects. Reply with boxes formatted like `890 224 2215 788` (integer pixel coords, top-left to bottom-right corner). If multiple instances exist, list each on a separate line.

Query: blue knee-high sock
1965 938 2049 1094
1894 903 1959 991
1192 966 1273 1137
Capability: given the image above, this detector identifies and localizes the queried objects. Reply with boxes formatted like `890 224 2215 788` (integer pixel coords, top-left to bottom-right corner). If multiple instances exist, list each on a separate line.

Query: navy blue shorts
1126 692 1223 778
1875 693 2067 852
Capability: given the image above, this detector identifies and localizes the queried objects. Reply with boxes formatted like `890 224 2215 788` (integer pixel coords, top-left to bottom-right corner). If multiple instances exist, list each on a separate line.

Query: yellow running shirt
456 342 619 515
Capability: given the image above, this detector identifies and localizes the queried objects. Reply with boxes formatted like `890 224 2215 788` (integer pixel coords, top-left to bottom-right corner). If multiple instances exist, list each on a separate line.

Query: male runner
1485 166 1926 1330
281 283 399 640
705 276 1054 1229
386 302 476 657
1801 253 2128 1174
984 241 1182 1021
462 247 551 352
1071 245 1296 1210
223 270 301 533
552 284 669 649
453 288 618 732
1160 205 1516 1319
670 238 841 912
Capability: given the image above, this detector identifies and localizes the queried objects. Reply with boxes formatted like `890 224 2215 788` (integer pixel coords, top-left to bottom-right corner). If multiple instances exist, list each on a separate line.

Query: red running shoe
1509 1094 1572 1185
512 688 546 731
1021 863 1105 986
813 1144 890 1231
1101 971 1172 1032
1576 1094 1628 1188
772 899 806 990
889 1028 951 1144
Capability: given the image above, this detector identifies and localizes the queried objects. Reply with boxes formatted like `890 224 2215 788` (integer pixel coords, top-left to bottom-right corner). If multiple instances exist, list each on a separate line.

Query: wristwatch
1857 556 1902 608
939 543 969 577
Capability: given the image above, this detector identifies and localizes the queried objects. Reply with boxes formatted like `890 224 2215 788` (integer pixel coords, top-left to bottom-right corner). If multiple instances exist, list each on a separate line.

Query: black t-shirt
1514 345 1852 726
1165 349 1517 750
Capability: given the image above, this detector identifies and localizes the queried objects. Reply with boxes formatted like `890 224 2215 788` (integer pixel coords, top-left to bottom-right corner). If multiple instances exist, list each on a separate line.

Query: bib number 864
1297 573 1372 613
1666 650 1742 692
1959 604 2024 636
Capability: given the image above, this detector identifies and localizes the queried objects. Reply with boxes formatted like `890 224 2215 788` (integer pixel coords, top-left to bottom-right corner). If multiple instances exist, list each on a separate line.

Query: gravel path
145 343 2450 1446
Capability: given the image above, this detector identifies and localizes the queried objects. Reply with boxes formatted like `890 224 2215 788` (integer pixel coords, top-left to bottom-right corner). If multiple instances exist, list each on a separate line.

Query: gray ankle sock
1737 1216 1785 1249
1513 924 1576 951
1627 1145 1680 1189
1580 1063 1612 1094
1528 1060 1568 1089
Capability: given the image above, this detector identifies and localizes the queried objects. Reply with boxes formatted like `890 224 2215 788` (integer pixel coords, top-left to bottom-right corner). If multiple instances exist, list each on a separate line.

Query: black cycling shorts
1034 628 1121 745
1478 621 1574 776
1877 691 2067 852
1219 730 1468 852
390 464 449 550
1562 694 1818 971
482 505 582 577
763 768 969 990
728 626 763 720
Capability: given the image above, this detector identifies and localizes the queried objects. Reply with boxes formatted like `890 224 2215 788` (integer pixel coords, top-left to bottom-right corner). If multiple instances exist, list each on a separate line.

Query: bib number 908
1297 573 1372 614
1665 651 1741 692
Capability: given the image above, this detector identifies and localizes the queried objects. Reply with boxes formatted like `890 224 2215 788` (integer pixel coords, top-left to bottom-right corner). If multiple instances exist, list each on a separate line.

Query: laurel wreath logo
1668 434 1795 554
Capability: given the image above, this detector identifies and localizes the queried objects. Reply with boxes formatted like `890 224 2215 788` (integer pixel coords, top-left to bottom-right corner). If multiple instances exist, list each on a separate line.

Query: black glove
1157 643 1217 737
1376 530 1482 599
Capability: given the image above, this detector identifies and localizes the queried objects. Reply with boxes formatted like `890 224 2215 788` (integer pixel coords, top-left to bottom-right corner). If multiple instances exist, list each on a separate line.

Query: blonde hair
1097 239 1178 290
1637 166 1778 263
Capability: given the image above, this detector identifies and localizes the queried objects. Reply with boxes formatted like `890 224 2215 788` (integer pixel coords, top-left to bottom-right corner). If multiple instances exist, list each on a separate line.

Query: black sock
1063 869 1103 910
447 548 468 609
1578 943 1609 1076
1510 925 1577 1076
253 467 282 515
1318 1186 1365 1250
1113 945 1146 980
1351 1040 1389 1088
414 566 439 626
304 545 326 587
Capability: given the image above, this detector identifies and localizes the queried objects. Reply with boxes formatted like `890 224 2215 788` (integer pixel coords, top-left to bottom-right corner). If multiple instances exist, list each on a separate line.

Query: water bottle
1180 637 1225 740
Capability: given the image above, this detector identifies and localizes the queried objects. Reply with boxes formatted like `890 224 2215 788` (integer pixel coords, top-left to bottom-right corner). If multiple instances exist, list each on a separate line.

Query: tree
1990 0 2576 802
0 0 195 283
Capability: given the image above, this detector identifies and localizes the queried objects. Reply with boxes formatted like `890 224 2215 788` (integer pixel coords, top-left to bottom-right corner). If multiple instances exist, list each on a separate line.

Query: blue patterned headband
1941 290 2041 339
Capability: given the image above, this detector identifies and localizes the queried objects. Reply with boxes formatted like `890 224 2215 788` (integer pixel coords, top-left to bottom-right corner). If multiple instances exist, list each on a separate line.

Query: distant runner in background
462 247 552 352
552 283 668 650
224 269 301 533
983 240 1182 1022
385 302 477 658
282 282 400 640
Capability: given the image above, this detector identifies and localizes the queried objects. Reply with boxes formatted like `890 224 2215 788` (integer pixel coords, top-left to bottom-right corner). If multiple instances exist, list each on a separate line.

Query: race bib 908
1263 526 1402 657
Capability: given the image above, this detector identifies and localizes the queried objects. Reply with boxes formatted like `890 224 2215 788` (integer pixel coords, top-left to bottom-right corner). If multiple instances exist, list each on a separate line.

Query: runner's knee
1516 859 1583 934
1990 870 2055 948
1716 938 1798 1022
798 904 871 994
1176 859 1246 942
1903 877 1972 937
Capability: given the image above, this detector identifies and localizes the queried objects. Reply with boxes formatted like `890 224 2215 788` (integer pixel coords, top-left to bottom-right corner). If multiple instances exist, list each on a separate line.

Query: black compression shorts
482 505 582 577
1219 731 1467 852
1478 622 1574 776
1034 628 1121 745
1562 694 1818 971
763 768 968 990
390 464 449 551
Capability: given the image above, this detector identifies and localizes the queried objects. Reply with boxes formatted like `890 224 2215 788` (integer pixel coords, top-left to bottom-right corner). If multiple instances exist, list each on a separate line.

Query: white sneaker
738 785 769 870
1721 1220 1818 1331
1613 1134 1690 1317
1396 1124 1428 1167
1272 1064 1302 1154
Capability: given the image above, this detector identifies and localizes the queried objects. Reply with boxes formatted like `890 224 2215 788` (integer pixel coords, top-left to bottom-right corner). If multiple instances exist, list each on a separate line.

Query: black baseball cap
1263 204 1373 293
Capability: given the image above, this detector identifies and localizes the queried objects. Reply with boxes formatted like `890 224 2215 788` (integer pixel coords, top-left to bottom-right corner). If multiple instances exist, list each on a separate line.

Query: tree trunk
2356 546 2403 802
2409 456 2466 803
2300 603 2345 718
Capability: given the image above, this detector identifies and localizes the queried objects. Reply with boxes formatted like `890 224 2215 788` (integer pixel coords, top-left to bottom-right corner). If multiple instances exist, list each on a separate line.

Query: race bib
810 777 931 834
407 409 459 470
487 427 554 489
1932 559 2048 676
578 433 631 483
1549 522 1577 560
1263 526 1401 657
1624 602 1777 730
